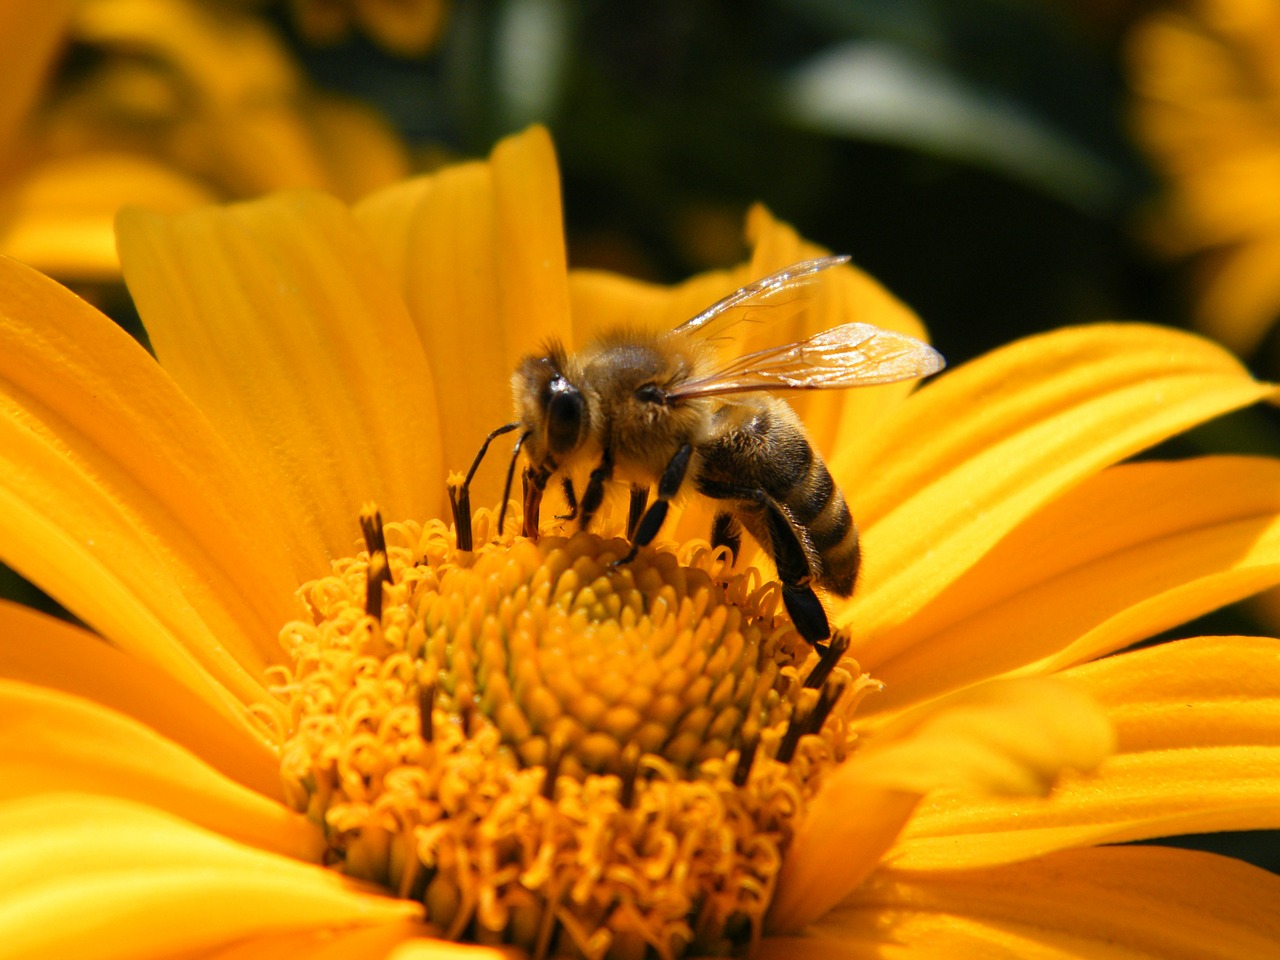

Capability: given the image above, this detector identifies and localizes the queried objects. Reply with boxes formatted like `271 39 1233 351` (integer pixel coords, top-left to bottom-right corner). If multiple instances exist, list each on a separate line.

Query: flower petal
0 601 281 799
0 254 298 721
0 792 419 959
353 126 570 514
770 677 1112 932
842 323 1276 657
198 924 508 960
862 457 1280 716
741 205 933 460
117 189 442 567
0 678 320 860
788 846 1280 960
894 637 1280 871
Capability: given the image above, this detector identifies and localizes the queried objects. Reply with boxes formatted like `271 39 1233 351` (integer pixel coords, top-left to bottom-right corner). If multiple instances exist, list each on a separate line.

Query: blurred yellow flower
2 126 1280 958
0 0 410 281
1128 0 1280 355
261 0 449 55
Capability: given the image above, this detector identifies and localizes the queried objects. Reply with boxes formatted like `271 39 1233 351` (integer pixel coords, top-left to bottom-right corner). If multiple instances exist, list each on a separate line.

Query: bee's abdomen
775 449 860 597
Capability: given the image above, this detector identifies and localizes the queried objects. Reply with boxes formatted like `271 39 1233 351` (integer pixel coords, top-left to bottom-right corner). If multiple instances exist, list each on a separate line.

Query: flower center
273 505 874 960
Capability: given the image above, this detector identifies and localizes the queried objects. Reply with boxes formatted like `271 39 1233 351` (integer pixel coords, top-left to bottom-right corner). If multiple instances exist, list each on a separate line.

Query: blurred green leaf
783 40 1120 213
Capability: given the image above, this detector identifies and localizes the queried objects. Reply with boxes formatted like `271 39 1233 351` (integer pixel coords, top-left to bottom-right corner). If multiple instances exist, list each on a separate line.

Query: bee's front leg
522 464 552 539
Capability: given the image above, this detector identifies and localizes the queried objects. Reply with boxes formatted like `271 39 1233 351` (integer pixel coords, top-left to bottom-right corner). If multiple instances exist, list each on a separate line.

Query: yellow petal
1070 635 1280 750
795 846 1280 960
0 601 281 800
0 0 74 159
895 637 1280 871
0 792 419 958
0 678 320 860
199 923 506 960
770 677 1112 932
843 323 1275 657
354 126 570 514
1194 233 1280 357
742 206 933 460
117 190 442 568
354 0 449 56
862 457 1280 717
0 152 215 278
0 254 298 723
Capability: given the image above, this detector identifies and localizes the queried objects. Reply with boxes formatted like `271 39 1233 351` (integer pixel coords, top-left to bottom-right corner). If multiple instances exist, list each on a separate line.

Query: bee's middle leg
627 485 649 539
696 478 830 649
577 447 615 532
616 443 693 565
556 477 579 521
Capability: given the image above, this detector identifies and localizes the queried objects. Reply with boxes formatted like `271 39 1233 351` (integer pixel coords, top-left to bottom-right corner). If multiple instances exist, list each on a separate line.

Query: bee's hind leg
627 485 649 539
710 512 741 562
615 443 693 565
695 478 830 652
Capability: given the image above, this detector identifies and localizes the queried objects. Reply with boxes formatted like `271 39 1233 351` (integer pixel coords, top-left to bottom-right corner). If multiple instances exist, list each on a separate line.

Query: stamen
806 676 849 738
775 689 818 764
417 660 436 743
447 472 473 551
804 629 851 690
731 728 761 787
360 504 393 619
618 741 642 808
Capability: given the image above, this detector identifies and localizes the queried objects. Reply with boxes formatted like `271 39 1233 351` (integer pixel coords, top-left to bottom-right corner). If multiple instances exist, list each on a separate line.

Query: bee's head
514 344 587 459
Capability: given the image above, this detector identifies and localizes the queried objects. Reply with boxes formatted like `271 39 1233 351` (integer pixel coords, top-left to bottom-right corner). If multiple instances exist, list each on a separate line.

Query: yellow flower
2 125 1280 958
260 0 450 55
0 0 410 281
1128 0 1280 355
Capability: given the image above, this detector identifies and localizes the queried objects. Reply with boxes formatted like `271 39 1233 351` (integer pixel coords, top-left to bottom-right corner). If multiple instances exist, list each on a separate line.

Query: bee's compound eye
545 377 584 454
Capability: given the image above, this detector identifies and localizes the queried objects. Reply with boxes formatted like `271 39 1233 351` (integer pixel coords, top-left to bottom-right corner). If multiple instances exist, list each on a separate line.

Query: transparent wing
668 322 945 399
670 255 851 344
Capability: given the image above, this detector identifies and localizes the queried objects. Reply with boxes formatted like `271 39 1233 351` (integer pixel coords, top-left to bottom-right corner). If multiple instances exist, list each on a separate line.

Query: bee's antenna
497 429 532 535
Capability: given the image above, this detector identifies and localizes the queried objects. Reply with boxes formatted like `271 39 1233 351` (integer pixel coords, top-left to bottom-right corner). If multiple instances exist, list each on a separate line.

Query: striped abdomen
697 398 860 596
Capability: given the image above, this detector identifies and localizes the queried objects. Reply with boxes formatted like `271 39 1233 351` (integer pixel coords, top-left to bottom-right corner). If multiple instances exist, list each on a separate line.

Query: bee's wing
670 255 851 344
668 323 945 399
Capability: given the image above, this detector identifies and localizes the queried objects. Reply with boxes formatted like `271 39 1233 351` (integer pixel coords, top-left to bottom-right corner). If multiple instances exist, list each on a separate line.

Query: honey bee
451 256 944 648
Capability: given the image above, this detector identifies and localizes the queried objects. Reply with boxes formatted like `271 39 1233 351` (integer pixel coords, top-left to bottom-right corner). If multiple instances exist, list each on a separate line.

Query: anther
804 675 848 738
360 505 393 619
618 742 642 808
416 662 436 743
732 730 760 787
447 475 473 552
803 629 850 690
776 690 821 764
541 736 565 800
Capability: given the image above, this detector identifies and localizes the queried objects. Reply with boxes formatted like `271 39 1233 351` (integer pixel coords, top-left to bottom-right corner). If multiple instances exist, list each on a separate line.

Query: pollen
272 504 877 960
